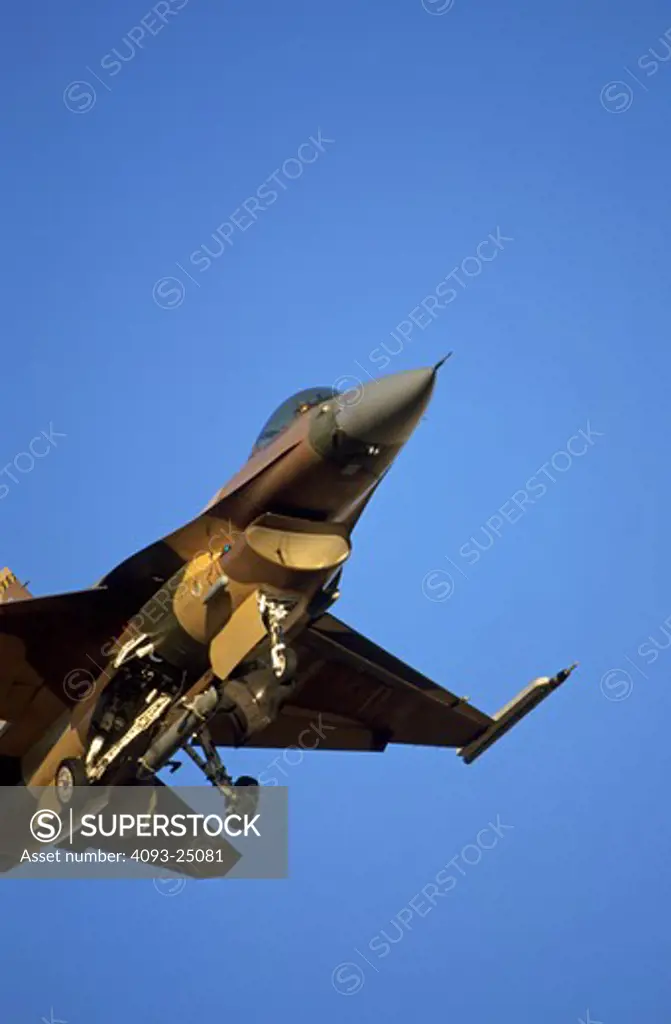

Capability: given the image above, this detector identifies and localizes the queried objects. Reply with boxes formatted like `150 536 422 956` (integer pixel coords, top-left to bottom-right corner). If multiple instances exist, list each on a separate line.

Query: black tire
232 776 260 816
54 758 88 806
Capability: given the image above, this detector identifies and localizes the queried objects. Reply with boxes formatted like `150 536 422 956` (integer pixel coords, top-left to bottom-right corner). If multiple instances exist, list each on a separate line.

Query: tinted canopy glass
253 387 339 452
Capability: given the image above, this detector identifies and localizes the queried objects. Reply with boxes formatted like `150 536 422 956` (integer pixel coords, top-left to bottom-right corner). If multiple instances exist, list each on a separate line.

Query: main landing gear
59 590 300 814
54 757 88 807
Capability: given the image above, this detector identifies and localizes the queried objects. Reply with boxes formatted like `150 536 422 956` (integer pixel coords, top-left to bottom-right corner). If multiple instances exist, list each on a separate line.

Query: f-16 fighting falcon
0 363 577 846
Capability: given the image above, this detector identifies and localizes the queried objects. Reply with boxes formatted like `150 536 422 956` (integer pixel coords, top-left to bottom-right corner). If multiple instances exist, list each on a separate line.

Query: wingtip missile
553 662 579 685
457 662 579 765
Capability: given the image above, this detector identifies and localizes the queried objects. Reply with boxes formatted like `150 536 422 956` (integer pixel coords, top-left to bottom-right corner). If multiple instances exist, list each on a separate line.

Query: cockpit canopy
252 386 340 454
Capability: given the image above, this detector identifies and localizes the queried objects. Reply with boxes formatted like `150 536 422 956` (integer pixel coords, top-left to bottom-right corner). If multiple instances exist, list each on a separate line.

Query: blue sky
2 0 671 1020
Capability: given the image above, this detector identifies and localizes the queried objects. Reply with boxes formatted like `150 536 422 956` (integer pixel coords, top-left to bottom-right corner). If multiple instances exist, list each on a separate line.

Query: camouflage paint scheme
0 366 576 814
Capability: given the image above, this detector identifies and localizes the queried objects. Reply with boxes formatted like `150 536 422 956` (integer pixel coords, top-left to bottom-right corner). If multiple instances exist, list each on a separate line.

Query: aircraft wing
0 584 126 758
208 613 576 762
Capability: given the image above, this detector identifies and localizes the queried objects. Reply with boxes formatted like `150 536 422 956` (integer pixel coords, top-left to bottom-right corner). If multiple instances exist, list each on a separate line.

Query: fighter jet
0 365 577 828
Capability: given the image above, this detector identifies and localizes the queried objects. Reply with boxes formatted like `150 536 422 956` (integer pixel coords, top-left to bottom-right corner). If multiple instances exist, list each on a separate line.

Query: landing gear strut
74 590 300 803
183 727 259 816
257 592 297 683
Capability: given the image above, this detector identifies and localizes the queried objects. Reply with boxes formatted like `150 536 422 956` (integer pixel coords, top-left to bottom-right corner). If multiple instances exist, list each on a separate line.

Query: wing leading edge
207 613 576 761
208 613 493 753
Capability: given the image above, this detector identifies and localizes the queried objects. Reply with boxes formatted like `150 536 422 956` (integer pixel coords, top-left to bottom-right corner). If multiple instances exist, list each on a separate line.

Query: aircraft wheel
233 776 260 816
54 758 88 806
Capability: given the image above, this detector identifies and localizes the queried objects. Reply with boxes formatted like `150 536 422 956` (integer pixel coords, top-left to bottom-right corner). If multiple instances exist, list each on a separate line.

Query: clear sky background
1 0 671 1020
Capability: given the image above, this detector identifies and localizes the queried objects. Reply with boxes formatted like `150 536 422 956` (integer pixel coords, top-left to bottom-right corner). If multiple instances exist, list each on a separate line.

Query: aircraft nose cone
336 367 437 446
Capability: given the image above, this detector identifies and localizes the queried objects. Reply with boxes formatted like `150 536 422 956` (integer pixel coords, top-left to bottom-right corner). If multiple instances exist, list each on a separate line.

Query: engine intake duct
224 513 351 588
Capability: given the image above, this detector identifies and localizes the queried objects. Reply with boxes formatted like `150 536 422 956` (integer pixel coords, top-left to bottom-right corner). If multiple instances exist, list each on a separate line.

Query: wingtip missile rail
457 663 579 765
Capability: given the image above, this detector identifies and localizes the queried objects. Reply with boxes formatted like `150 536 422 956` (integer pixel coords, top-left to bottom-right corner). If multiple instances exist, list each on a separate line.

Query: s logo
30 809 63 843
